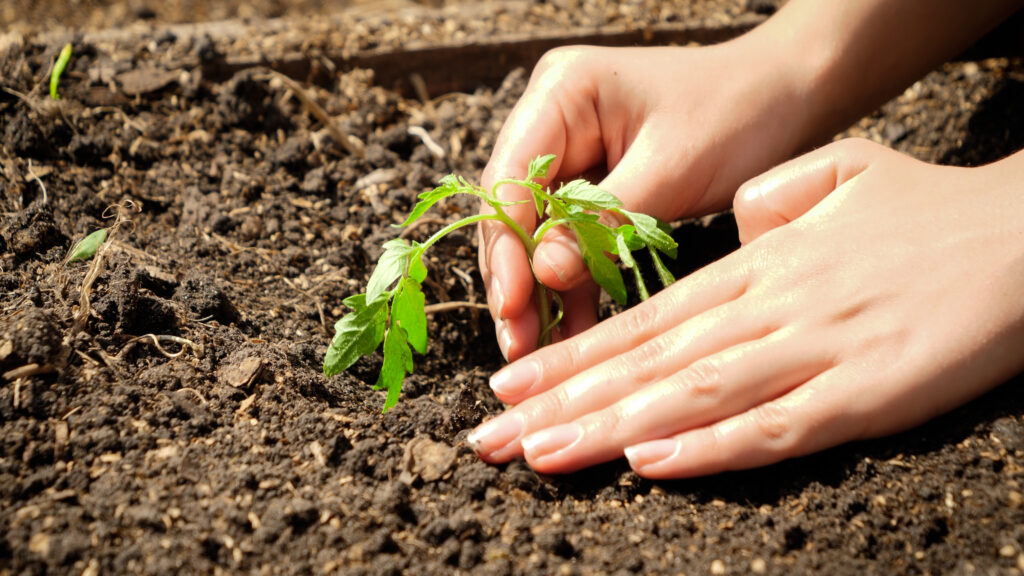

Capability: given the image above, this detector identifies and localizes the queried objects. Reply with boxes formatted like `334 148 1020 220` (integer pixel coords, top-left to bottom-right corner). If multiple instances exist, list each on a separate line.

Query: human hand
468 138 1024 478
478 40 816 361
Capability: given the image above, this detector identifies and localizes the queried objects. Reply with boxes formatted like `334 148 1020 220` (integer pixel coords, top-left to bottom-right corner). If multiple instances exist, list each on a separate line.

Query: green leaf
527 154 557 181
50 43 72 100
616 230 650 301
323 297 388 376
68 228 107 262
614 225 644 252
571 220 627 305
649 246 676 288
342 293 369 311
408 250 428 283
392 278 427 354
620 209 678 259
374 322 413 413
532 188 546 220
366 239 416 302
398 175 461 227
554 180 623 212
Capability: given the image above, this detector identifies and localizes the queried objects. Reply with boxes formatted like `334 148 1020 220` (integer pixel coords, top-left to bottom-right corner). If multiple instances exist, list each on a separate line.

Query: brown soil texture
2 3 1024 575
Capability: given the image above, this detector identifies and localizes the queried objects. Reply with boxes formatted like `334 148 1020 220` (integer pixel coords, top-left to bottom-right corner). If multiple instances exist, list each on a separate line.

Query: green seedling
68 228 107 262
324 155 678 412
50 43 72 100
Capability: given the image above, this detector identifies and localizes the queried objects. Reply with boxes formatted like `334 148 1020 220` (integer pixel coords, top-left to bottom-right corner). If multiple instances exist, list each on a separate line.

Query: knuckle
750 402 791 443
615 301 659 344
544 338 584 378
842 136 877 153
623 335 672 385
594 405 629 441
526 386 569 423
732 181 758 223
677 357 722 399
536 45 586 74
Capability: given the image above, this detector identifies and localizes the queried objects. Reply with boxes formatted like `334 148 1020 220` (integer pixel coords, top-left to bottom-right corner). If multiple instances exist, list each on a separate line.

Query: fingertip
495 312 541 363
624 438 680 478
534 233 587 291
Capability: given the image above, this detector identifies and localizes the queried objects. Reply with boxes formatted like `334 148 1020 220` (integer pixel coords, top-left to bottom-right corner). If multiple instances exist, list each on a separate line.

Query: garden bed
2 1 1024 574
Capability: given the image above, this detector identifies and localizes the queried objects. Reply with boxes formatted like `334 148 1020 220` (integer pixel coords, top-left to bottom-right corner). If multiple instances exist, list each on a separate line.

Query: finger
469 291 769 463
480 49 606 318
479 223 535 322
520 328 834 473
551 280 600 343
495 312 541 363
531 123 692 292
733 138 884 245
484 250 750 404
624 367 863 479
532 226 591 292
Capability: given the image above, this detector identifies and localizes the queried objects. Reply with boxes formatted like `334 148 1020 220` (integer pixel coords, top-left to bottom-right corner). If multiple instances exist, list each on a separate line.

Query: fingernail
536 236 579 285
521 423 583 460
467 412 525 456
490 276 505 317
495 320 511 361
624 439 678 470
490 358 540 397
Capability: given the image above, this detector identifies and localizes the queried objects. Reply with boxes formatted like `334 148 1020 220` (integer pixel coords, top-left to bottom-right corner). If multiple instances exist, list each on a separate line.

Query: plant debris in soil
1 2 1024 574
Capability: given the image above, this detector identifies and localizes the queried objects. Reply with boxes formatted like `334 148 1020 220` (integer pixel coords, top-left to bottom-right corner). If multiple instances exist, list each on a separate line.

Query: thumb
733 138 886 245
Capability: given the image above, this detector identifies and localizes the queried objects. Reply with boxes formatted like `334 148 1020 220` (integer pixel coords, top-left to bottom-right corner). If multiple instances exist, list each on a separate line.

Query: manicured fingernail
521 423 583 460
467 412 524 456
624 439 678 470
495 320 511 361
490 276 504 317
490 358 539 397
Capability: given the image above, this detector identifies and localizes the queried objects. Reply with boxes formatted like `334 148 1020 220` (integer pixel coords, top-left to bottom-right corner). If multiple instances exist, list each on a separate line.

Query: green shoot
50 43 72 100
68 228 108 262
324 155 679 412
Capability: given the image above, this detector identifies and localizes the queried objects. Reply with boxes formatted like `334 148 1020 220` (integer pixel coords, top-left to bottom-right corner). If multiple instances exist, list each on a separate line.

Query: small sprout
324 155 678 412
50 43 73 101
68 228 107 262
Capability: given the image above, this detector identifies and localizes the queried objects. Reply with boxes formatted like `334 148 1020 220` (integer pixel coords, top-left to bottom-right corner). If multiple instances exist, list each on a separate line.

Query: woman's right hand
479 39 820 361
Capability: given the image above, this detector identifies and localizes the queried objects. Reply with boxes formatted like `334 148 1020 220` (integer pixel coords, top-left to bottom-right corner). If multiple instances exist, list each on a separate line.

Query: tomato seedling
323 154 678 412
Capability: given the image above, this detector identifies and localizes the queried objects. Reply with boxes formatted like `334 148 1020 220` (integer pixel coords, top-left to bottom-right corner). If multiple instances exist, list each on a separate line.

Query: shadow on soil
943 75 1024 166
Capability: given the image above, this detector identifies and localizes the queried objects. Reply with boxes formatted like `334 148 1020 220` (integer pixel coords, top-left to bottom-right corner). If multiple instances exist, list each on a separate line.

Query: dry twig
269 71 365 158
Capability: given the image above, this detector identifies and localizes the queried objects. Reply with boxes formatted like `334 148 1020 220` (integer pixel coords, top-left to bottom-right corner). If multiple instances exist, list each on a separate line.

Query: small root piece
69 199 141 336
177 387 208 405
407 126 445 159
26 160 47 204
120 334 203 360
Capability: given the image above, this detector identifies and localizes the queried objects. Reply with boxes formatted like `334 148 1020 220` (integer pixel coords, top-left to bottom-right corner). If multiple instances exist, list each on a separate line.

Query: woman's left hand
468 138 1024 479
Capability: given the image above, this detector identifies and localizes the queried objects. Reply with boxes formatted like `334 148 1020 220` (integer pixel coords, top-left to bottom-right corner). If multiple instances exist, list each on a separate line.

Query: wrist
728 9 843 153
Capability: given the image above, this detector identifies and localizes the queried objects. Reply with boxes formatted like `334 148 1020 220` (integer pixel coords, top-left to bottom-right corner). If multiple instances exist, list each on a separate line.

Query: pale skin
471 0 1024 477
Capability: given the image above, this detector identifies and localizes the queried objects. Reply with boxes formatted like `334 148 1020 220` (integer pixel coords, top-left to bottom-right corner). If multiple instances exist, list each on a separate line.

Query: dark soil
2 2 1023 575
